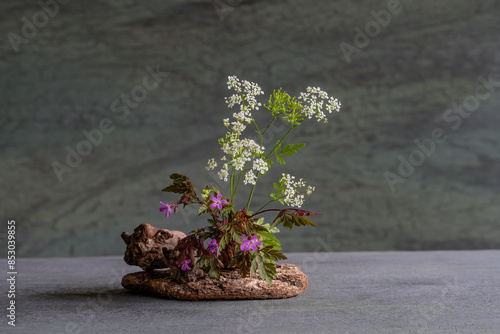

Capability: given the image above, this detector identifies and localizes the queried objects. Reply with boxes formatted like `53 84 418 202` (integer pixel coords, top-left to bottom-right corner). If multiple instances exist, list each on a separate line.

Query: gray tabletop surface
4 251 500 334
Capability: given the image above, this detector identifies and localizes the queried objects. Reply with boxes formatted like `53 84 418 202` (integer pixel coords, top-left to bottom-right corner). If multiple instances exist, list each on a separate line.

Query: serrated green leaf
218 233 229 254
267 249 287 261
209 269 220 279
296 215 316 227
283 215 293 231
259 262 276 286
281 143 305 157
219 224 231 231
259 232 282 251
249 256 259 277
275 141 282 152
255 218 265 225
197 204 208 216
231 229 243 244
276 154 285 165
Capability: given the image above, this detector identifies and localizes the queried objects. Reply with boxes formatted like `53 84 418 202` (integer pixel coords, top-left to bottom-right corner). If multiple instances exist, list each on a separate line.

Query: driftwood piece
121 223 187 272
121 263 308 300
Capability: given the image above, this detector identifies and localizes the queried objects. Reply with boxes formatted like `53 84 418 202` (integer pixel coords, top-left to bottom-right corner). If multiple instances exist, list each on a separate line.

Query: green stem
260 117 277 147
265 126 295 160
233 169 243 197
254 199 275 215
245 171 260 211
230 167 236 201
252 118 261 137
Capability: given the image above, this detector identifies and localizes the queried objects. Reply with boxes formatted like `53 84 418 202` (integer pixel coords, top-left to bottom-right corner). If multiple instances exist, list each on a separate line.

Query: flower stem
265 125 295 160
261 117 276 136
230 167 236 201
254 199 275 215
233 169 243 198
245 171 260 211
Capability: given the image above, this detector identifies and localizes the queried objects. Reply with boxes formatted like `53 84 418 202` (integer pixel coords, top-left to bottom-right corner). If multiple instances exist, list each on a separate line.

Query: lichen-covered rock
121 223 186 272
121 263 308 300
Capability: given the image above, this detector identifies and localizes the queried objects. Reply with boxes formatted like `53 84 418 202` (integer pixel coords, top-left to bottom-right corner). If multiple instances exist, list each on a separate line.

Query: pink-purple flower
207 239 218 254
240 234 263 252
210 193 228 210
175 259 192 271
159 201 173 217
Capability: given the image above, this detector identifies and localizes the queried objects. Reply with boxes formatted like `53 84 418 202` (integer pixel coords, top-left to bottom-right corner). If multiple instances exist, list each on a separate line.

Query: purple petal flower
176 259 191 271
240 234 262 252
207 239 218 254
159 201 173 217
210 193 228 210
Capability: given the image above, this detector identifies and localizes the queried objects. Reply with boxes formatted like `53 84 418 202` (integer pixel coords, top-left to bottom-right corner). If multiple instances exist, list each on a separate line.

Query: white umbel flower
252 158 268 175
279 173 314 208
205 158 217 171
244 170 257 185
218 164 229 182
298 86 341 122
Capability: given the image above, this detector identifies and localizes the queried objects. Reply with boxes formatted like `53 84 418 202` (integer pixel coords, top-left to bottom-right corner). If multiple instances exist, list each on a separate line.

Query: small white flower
298 86 341 122
218 164 229 182
278 174 313 208
231 157 246 171
252 158 268 175
231 121 246 135
205 158 217 171
244 170 257 185
221 142 230 154
306 186 315 195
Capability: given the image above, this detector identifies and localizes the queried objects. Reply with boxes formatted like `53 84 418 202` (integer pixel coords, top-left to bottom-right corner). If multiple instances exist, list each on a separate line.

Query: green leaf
197 204 208 216
280 213 317 231
281 143 305 157
259 262 276 286
208 258 220 279
162 173 194 194
296 215 317 227
266 248 287 262
276 154 285 165
218 232 230 255
282 215 293 231
240 252 252 277
255 218 265 225
231 229 243 244
259 232 282 250
249 256 259 277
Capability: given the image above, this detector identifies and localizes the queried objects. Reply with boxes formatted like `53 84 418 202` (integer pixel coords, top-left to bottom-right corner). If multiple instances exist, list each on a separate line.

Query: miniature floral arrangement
160 76 341 285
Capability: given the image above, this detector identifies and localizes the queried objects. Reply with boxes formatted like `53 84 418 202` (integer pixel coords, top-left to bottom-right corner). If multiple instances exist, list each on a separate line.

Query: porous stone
121 263 308 300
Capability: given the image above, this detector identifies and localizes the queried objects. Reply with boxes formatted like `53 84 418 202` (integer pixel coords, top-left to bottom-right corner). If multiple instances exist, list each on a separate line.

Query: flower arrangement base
121 263 308 300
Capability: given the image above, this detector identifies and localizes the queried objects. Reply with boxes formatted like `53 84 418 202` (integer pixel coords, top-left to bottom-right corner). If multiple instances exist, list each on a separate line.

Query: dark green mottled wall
1 0 499 256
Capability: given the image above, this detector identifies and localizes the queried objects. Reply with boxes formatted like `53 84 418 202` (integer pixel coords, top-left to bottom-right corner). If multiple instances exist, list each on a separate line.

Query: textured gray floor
4 251 499 333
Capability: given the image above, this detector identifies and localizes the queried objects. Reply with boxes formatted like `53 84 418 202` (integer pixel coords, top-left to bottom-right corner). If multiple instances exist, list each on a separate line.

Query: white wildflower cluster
228 138 265 171
226 75 264 110
207 76 268 185
218 163 229 182
242 158 269 186
279 173 315 208
252 158 269 175
225 75 264 128
205 158 217 171
298 86 341 123
244 170 257 185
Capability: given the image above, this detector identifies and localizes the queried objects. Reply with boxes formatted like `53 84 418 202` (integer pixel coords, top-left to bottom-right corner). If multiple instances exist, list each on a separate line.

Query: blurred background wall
1 0 499 257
